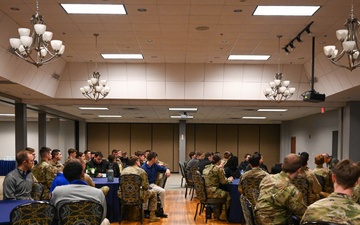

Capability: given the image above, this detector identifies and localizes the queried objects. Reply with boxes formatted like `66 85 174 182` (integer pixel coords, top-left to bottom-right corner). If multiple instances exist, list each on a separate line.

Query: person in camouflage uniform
255 154 307 225
238 153 268 203
121 155 160 222
49 149 64 173
203 154 234 221
312 154 333 197
301 159 360 224
298 152 322 205
32 147 57 200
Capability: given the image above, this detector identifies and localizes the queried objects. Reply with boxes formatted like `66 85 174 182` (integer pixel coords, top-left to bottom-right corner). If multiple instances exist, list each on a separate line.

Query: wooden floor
111 189 232 225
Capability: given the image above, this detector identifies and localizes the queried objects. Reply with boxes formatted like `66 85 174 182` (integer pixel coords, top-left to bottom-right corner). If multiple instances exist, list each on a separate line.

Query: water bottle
107 164 114 182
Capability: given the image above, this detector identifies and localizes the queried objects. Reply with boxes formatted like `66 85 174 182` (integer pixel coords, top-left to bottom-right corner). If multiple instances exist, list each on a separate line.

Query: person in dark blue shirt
141 151 171 218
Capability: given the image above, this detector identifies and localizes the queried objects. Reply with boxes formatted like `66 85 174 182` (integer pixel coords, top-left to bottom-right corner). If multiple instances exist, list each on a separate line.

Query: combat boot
149 211 160 222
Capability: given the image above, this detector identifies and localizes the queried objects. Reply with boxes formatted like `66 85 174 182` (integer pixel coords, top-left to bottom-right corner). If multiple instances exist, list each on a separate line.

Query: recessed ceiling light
195 26 210 31
171 115 194 119
253 6 320 16
169 108 198 111
0 114 15 116
61 4 127 14
257 109 288 112
79 107 109 110
101 54 143 59
138 8 147 12
98 115 122 118
242 116 266 119
228 55 270 60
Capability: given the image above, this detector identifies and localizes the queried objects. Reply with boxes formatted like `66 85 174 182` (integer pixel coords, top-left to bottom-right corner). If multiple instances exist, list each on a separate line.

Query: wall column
179 120 186 164
15 102 27 152
342 101 360 162
38 112 46 150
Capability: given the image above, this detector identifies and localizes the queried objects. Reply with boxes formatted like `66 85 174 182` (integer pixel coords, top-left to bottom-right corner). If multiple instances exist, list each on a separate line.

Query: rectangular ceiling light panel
228 55 270 60
79 107 109 110
169 108 198 111
257 109 288 112
253 6 320 16
242 116 266 119
101 54 143 59
61 4 127 15
98 115 122 118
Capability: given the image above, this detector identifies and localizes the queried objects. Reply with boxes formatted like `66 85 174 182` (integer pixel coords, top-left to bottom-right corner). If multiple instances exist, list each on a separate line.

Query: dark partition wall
87 123 280 172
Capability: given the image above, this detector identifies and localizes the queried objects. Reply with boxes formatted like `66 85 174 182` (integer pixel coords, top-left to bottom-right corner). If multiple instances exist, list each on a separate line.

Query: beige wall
87 123 280 172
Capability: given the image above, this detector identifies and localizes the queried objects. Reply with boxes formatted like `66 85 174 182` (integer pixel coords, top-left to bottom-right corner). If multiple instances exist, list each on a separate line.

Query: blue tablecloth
0 200 34 224
0 160 16 176
93 177 120 223
222 179 244 223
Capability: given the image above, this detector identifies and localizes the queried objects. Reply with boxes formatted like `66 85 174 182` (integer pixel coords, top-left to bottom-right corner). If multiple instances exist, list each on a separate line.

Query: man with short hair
184 151 196 167
32 147 57 200
50 160 110 225
238 153 251 173
255 154 307 225
135 150 146 166
199 152 213 174
301 159 360 224
86 152 109 177
141 151 171 218
121 155 160 222
185 151 203 179
312 154 333 195
238 153 268 194
84 150 92 162
3 150 35 200
50 149 64 173
66 148 77 162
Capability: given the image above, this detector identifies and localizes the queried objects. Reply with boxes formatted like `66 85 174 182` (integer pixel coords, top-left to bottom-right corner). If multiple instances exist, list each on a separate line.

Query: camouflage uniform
297 166 322 205
32 160 57 200
121 166 157 211
203 164 231 220
312 165 333 193
238 167 268 194
255 171 307 225
352 184 360 204
49 160 64 173
301 192 360 224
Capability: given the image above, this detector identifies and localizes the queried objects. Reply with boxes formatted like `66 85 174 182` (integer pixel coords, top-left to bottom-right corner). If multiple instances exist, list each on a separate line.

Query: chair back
179 161 186 180
240 176 266 206
240 195 256 225
119 174 143 205
156 171 168 188
10 201 56 225
302 222 342 225
192 170 207 203
58 200 103 225
31 182 44 200
291 176 309 205
315 174 326 191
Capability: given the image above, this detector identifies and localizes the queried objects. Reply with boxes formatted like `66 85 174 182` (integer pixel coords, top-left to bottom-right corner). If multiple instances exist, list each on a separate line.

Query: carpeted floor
164 173 185 191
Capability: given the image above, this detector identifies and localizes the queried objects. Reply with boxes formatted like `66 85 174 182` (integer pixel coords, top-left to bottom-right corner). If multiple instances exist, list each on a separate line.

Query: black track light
289 42 295 50
283 46 290 54
305 26 312 35
296 35 302 43
282 21 313 54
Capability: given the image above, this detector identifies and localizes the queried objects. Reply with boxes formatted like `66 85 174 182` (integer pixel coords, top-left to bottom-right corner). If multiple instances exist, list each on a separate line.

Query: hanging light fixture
80 34 110 101
9 0 65 68
264 35 296 102
323 0 360 71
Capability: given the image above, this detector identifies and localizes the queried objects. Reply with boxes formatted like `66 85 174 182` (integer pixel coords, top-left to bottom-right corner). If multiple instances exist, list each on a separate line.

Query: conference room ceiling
0 0 359 123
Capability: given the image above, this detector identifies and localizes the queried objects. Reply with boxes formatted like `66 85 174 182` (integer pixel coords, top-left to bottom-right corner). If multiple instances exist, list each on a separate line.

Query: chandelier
264 35 296 102
80 34 110 101
323 0 360 71
9 0 65 68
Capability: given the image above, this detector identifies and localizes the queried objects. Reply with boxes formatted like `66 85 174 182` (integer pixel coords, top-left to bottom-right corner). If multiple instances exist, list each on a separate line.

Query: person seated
270 163 282 174
298 152 322 205
199 152 213 174
65 148 77 163
3 150 35 200
312 154 333 197
86 151 109 177
49 149 64 173
185 151 203 180
255 154 307 225
238 153 268 203
245 152 269 173
32 147 57 200
141 151 171 218
50 160 110 225
135 150 146 166
184 151 196 168
121 155 160 222
238 153 251 174
301 159 360 224
223 151 240 178
203 154 234 221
